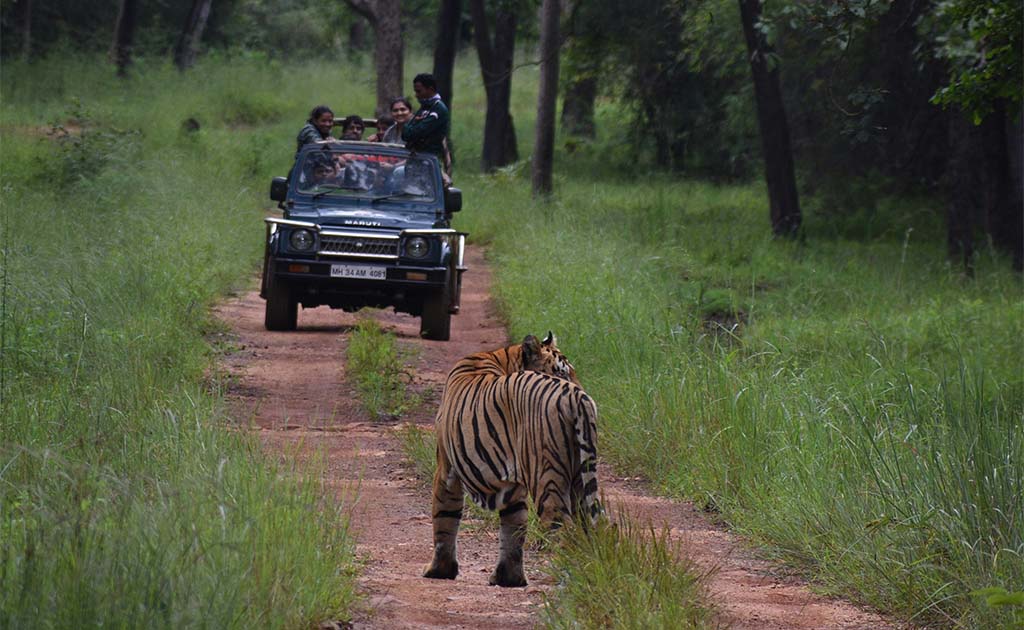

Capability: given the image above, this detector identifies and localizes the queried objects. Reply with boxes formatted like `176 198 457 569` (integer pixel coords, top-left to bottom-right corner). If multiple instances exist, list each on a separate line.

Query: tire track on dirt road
214 246 898 629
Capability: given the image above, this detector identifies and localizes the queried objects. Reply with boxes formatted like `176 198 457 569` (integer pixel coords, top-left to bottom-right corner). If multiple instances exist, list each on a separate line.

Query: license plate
330 264 386 280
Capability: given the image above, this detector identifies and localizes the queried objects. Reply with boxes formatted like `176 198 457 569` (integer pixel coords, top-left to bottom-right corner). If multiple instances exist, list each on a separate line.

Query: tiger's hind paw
488 562 527 587
423 560 459 580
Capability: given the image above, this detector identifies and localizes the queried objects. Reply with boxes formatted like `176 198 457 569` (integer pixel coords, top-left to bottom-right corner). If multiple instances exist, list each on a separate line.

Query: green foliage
218 89 287 126
972 587 1024 626
346 318 421 420
930 0 1024 122
457 172 1023 628
564 0 757 177
0 55 366 628
396 423 436 487
38 98 141 188
541 514 715 630
212 0 354 59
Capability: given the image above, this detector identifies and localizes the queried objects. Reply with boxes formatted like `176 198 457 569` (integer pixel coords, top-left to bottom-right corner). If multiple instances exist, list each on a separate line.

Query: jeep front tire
420 286 451 341
264 274 298 331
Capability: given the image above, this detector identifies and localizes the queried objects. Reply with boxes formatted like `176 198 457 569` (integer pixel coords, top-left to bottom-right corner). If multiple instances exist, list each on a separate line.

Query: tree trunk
348 19 368 52
532 0 560 196
374 0 403 116
173 0 213 71
20 0 32 60
345 0 404 116
111 0 139 78
738 0 801 236
978 102 1024 271
470 0 518 171
946 112 979 275
433 0 461 108
1006 105 1024 271
561 75 595 138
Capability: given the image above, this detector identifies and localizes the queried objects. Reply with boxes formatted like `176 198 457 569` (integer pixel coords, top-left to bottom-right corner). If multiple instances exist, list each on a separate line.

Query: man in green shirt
402 73 450 162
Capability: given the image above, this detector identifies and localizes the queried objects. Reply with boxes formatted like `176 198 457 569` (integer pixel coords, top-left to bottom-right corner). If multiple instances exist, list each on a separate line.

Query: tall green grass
346 319 420 419
542 515 716 630
455 175 1023 628
0 55 370 627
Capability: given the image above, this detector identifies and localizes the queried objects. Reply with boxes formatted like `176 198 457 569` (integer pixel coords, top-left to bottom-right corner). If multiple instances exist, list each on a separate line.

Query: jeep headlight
290 229 315 252
405 236 430 259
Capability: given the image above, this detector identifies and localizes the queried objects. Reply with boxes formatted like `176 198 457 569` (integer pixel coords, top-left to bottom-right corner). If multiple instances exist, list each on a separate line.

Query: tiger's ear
521 335 541 365
542 331 556 347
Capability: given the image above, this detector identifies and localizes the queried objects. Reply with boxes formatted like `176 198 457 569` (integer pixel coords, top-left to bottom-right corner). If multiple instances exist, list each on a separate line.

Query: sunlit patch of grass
346 319 421 420
541 510 717 630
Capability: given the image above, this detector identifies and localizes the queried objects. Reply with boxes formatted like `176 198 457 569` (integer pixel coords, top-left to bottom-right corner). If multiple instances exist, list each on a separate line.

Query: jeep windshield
296 149 438 203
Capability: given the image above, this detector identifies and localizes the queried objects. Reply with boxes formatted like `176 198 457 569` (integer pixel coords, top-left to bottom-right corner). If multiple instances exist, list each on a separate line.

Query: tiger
423 332 600 587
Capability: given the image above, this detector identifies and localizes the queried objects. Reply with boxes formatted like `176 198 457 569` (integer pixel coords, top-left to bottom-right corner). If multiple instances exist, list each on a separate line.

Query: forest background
0 0 1021 628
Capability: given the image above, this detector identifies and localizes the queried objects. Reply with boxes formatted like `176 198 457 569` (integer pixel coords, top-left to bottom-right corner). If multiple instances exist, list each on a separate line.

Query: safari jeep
261 141 465 340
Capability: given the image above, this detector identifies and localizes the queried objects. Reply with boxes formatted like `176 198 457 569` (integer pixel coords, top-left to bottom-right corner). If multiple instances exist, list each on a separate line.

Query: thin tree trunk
1006 105 1024 271
738 0 801 236
20 0 32 60
561 75 595 138
348 19 368 52
111 0 139 78
433 0 461 108
174 0 213 71
559 0 601 139
532 0 560 196
374 0 403 116
346 0 403 116
470 0 518 171
946 112 979 275
980 101 1023 271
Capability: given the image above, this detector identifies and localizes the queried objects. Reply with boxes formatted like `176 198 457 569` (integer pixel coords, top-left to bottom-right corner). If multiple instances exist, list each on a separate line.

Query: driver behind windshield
299 154 338 191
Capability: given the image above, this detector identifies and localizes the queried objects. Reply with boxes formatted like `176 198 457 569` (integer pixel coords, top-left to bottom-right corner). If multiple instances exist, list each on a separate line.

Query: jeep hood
288 205 439 230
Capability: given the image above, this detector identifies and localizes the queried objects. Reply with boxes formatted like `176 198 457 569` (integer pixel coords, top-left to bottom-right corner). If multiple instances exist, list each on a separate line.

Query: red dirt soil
213 246 899 629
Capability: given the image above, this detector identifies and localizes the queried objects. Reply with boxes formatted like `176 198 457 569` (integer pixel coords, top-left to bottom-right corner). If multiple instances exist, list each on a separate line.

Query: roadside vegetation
0 57 369 628
396 423 436 484
346 318 421 420
542 515 717 630
457 169 1023 627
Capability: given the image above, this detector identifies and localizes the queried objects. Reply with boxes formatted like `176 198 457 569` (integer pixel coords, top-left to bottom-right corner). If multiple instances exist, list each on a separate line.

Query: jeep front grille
319 231 399 260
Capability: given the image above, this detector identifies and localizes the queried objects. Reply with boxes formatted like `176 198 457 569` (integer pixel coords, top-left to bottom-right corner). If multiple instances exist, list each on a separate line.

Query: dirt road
214 246 896 629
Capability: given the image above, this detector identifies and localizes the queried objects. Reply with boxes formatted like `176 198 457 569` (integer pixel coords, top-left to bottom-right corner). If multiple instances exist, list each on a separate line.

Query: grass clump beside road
346 319 421 419
542 515 716 630
0 56 366 628
456 172 1023 628
397 423 437 484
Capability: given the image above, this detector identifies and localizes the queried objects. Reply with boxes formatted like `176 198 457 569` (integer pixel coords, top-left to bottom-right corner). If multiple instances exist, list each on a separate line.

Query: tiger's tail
575 391 602 524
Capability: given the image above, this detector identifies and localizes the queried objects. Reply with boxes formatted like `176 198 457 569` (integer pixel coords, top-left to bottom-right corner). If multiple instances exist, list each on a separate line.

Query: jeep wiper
311 184 367 200
370 191 421 203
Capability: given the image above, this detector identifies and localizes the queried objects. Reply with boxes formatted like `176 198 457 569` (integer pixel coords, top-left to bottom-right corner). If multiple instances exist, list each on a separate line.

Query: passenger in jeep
368 115 393 142
381 97 413 144
296 105 334 155
403 74 449 159
339 115 366 141
296 154 338 191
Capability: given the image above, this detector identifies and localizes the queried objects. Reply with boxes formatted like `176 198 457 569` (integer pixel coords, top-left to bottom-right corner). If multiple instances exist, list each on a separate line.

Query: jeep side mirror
270 177 288 202
444 187 462 213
